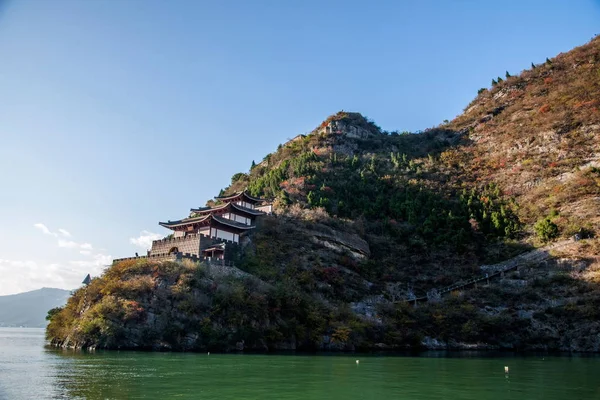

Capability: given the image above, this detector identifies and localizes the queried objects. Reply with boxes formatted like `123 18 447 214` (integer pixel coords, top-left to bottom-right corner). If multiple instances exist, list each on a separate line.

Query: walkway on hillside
404 239 574 304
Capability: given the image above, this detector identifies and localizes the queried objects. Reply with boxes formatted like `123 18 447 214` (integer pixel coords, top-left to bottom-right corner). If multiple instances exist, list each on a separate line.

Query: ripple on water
1 328 600 400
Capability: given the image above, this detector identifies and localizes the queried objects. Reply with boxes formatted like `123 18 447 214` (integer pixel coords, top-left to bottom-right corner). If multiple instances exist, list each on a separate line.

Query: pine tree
492 79 497 86
391 152 400 169
369 155 377 172
250 160 256 170
505 70 511 78
546 57 552 65
307 191 316 206
497 76 504 83
534 217 558 242
279 190 291 205
531 62 536 69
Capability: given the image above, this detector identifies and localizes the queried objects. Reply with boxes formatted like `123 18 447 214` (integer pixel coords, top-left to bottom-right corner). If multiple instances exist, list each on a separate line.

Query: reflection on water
1 328 599 399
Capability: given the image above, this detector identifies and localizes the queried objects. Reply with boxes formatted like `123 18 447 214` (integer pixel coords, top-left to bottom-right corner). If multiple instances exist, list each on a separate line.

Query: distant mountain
0 288 71 328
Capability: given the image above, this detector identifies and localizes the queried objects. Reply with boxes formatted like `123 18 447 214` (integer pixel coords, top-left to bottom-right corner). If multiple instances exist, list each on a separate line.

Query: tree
505 70 511 78
491 79 497 86
546 57 553 65
307 190 316 206
250 160 256 170
46 307 63 321
497 76 504 83
531 62 536 69
279 190 291 205
534 217 559 242
231 172 247 185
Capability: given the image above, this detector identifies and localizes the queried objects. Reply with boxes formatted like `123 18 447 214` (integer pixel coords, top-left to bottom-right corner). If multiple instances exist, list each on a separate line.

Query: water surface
0 328 598 399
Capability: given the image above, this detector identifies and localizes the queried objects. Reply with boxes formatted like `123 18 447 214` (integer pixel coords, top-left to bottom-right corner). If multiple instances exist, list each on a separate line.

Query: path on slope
406 239 575 304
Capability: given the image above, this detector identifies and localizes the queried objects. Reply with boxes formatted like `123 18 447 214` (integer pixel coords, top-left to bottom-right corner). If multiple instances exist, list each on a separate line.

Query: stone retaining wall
148 233 240 257
150 233 202 256
113 252 229 265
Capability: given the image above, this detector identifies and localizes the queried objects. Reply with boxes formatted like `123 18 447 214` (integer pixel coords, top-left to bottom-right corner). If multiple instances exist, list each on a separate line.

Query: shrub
231 172 247 184
539 104 551 113
534 217 559 242
46 307 63 321
331 326 351 343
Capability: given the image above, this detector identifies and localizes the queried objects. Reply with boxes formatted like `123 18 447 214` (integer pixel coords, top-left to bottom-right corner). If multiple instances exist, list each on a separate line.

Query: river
0 328 598 399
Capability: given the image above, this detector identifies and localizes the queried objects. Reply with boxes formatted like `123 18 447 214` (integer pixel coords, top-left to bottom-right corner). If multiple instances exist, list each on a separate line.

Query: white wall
236 201 254 209
223 212 251 225
209 228 237 243
256 204 273 214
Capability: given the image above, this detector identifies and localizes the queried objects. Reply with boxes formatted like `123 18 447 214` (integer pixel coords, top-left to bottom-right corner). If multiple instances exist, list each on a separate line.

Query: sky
0 0 598 295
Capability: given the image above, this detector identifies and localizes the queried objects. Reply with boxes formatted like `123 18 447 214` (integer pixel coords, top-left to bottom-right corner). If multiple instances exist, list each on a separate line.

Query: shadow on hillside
480 241 535 265
358 128 473 159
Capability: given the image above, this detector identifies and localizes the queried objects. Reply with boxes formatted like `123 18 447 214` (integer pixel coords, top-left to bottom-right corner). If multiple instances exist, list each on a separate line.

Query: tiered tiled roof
158 190 271 235
190 202 265 217
215 190 266 204
160 214 255 231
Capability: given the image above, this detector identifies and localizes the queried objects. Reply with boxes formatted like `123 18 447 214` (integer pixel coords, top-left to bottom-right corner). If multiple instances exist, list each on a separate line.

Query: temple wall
113 253 177 264
150 233 201 256
199 235 226 251
213 229 235 242
149 233 241 257
256 204 273 214
235 200 254 209
222 212 252 225
114 234 241 264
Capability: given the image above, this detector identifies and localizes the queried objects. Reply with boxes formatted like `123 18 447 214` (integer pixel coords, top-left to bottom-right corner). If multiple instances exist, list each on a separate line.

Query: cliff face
48 260 306 352
48 37 600 352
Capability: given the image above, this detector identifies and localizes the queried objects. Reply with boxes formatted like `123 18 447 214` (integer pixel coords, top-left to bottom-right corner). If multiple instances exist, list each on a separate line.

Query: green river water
0 328 598 399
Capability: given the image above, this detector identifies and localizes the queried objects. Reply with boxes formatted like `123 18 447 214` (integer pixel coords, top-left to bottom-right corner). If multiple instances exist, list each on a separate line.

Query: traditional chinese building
212 191 273 214
113 191 272 264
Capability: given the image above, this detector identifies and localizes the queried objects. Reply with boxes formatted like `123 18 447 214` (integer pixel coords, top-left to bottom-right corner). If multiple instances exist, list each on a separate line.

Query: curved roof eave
215 190 266 203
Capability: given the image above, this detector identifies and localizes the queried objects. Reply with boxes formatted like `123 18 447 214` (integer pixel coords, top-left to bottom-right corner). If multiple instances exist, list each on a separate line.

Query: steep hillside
448 37 600 234
48 37 600 352
0 288 70 328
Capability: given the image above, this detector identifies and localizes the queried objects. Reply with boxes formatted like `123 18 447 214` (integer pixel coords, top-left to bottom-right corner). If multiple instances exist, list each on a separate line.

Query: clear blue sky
0 0 598 295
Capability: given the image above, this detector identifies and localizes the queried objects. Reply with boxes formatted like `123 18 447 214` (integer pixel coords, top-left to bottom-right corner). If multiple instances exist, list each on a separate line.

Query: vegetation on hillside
48 37 600 352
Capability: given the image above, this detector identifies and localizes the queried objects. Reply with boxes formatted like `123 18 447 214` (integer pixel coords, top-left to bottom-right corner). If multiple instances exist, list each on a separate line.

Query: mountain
0 288 71 328
48 36 600 352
